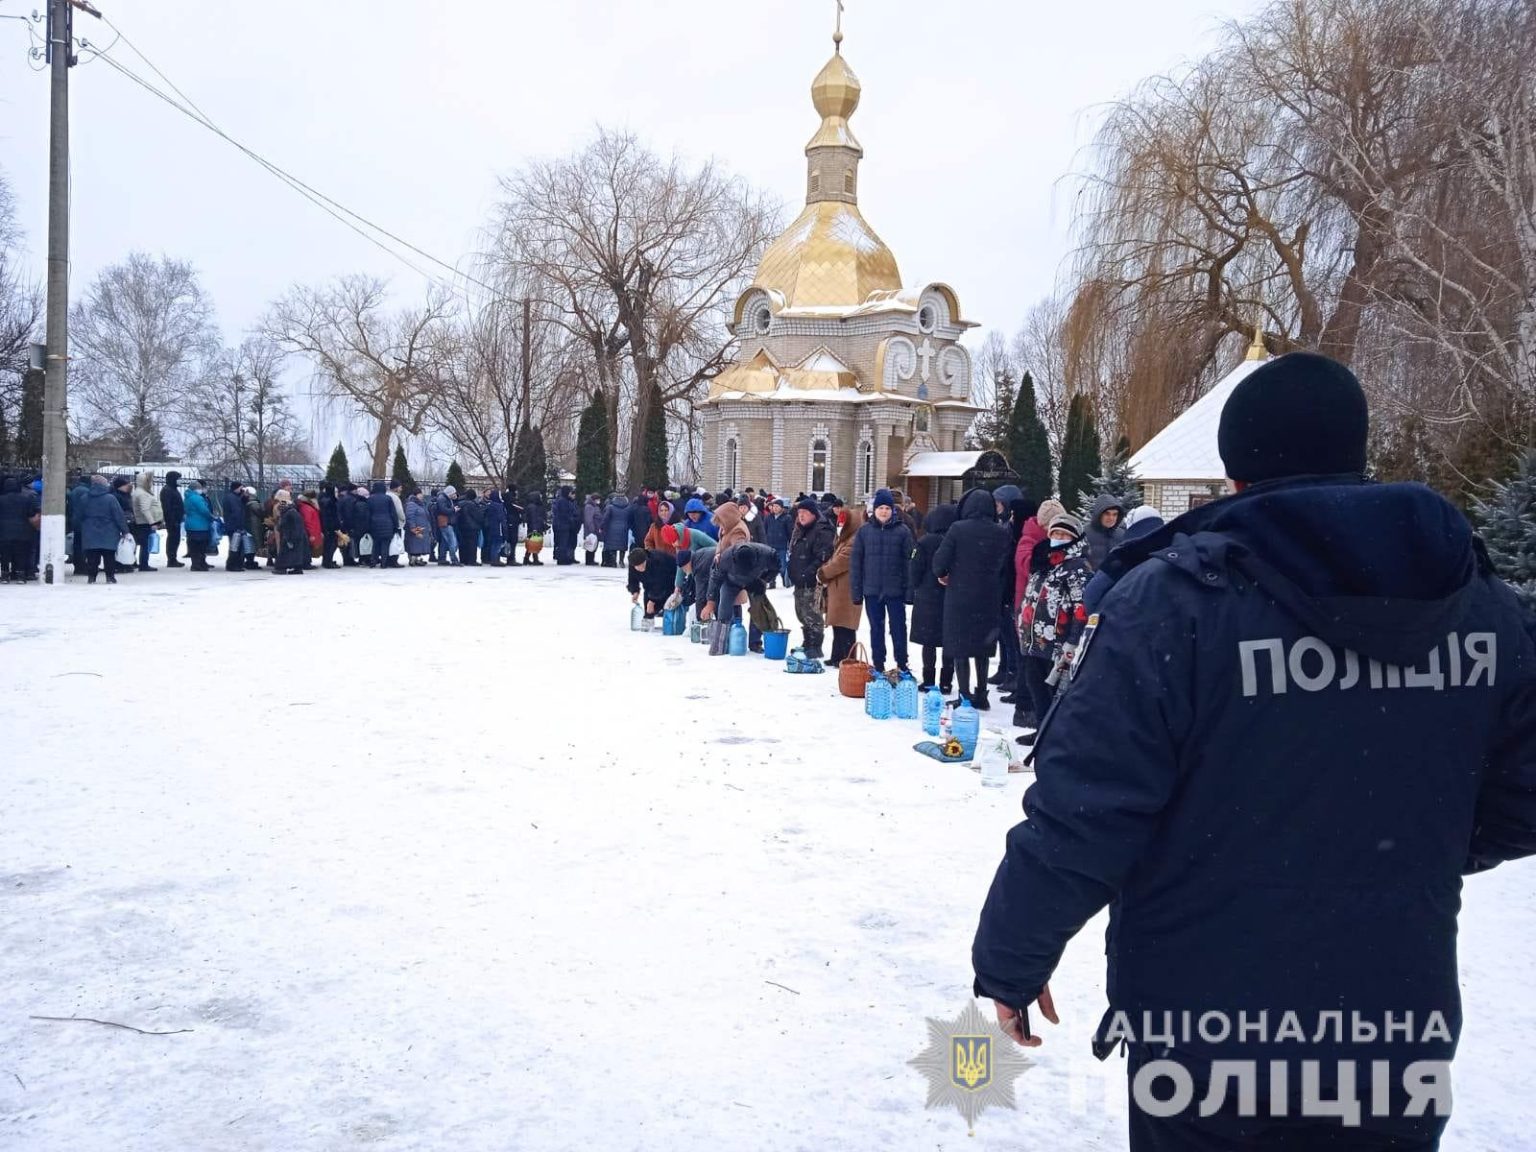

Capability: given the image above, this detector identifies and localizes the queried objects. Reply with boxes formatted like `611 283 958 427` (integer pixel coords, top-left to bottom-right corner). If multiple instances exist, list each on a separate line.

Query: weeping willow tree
1056 0 1534 505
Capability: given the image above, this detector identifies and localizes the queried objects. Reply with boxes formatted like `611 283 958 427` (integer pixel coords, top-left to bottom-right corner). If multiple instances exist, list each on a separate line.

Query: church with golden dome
699 18 979 506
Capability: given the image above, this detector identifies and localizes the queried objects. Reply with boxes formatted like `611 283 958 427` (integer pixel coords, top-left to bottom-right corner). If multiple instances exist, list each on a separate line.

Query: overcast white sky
1 0 1259 397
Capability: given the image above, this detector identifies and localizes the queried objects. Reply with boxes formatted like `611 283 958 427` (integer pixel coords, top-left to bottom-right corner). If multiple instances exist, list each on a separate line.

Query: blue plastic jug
921 686 945 735
893 672 919 719
952 701 980 759
865 672 893 720
728 621 749 656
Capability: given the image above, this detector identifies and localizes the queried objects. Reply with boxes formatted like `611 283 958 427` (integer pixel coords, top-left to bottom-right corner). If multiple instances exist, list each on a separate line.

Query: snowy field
1 557 1533 1151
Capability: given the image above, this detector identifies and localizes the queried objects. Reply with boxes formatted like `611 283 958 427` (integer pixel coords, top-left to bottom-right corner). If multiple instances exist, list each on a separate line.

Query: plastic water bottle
866 673 893 720
979 731 1009 788
922 686 945 735
728 621 748 656
894 672 919 720
952 701 981 760
939 703 954 743
631 603 644 631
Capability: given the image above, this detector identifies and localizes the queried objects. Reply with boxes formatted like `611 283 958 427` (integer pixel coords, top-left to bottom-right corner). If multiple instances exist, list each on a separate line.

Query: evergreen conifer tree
16 368 44 462
390 444 416 492
1081 440 1143 512
1473 449 1536 610
574 392 613 497
1007 370 1053 502
973 370 1016 450
1058 394 1103 513
641 400 670 490
445 460 467 493
325 443 351 485
509 421 548 496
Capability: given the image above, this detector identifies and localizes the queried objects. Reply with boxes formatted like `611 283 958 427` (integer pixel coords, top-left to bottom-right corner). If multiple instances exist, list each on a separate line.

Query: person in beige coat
818 506 865 665
129 471 164 572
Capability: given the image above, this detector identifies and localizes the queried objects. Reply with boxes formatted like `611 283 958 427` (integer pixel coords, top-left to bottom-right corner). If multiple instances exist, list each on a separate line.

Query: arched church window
857 439 874 497
810 438 829 493
809 171 822 197
844 170 855 195
914 405 932 433
725 438 740 491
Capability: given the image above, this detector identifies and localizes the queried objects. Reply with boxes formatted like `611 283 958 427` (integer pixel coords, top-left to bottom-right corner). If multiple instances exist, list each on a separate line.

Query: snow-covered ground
0 559 1532 1151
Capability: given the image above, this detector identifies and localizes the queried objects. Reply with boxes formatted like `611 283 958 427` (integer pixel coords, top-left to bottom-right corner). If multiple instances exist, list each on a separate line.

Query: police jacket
972 477 1536 1101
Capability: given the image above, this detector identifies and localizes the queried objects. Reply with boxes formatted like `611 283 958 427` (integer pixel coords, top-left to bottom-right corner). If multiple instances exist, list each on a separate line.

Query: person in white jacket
129 471 164 572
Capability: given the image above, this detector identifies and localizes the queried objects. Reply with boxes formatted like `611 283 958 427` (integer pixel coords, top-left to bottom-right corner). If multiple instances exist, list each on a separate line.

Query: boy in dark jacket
850 488 914 673
763 498 793 587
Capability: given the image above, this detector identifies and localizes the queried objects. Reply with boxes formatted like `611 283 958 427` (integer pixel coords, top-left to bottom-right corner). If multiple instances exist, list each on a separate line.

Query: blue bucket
762 630 790 661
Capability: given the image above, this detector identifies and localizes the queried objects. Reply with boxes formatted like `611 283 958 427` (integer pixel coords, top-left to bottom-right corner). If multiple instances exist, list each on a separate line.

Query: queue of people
619 480 1144 734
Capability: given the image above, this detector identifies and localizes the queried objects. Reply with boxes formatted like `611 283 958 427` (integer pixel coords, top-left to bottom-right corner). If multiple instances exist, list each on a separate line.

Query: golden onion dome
811 51 861 123
751 201 901 309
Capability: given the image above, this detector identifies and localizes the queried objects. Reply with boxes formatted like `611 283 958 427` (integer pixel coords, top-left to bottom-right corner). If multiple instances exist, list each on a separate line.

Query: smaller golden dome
811 52 861 122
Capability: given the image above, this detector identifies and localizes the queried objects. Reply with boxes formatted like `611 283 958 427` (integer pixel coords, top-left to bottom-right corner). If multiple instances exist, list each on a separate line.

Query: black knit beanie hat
1217 352 1369 484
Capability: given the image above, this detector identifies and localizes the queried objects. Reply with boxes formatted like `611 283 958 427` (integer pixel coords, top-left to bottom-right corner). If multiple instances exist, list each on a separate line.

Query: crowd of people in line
619 481 1158 742
8 464 1150 743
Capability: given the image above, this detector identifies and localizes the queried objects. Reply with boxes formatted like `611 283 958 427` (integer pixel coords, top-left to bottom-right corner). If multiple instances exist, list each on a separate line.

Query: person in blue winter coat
365 481 400 569
181 481 215 571
404 490 434 565
482 490 508 566
67 472 90 566
77 474 128 583
551 486 581 565
972 353 1536 1152
600 495 631 567
682 497 717 541
850 488 914 673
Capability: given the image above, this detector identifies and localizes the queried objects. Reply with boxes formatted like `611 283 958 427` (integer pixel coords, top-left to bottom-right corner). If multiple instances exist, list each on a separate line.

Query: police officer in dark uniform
971 352 1536 1151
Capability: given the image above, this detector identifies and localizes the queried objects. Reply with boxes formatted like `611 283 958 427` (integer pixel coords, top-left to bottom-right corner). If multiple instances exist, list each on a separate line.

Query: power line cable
92 50 451 291
81 26 508 306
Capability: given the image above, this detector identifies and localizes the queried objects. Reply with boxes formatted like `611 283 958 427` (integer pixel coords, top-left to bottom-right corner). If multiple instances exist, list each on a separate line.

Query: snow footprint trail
0 567 1529 1150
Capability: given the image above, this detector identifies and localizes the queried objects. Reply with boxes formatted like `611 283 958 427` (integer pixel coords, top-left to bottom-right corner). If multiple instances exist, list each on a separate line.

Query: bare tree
0 167 41 451
266 276 457 478
497 128 779 490
1378 0 1536 410
189 335 306 485
69 252 220 459
1012 293 1074 458
1037 0 1532 503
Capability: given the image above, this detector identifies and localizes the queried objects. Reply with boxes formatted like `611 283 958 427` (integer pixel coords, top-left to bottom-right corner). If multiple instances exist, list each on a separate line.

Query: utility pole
39 0 100 584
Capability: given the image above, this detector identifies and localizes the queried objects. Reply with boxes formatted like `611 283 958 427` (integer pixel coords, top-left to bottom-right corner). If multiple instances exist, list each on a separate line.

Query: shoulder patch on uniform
1071 613 1102 682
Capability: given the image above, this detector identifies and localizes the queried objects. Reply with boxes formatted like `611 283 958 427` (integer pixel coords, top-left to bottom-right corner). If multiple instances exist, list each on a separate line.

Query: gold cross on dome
834 0 845 49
